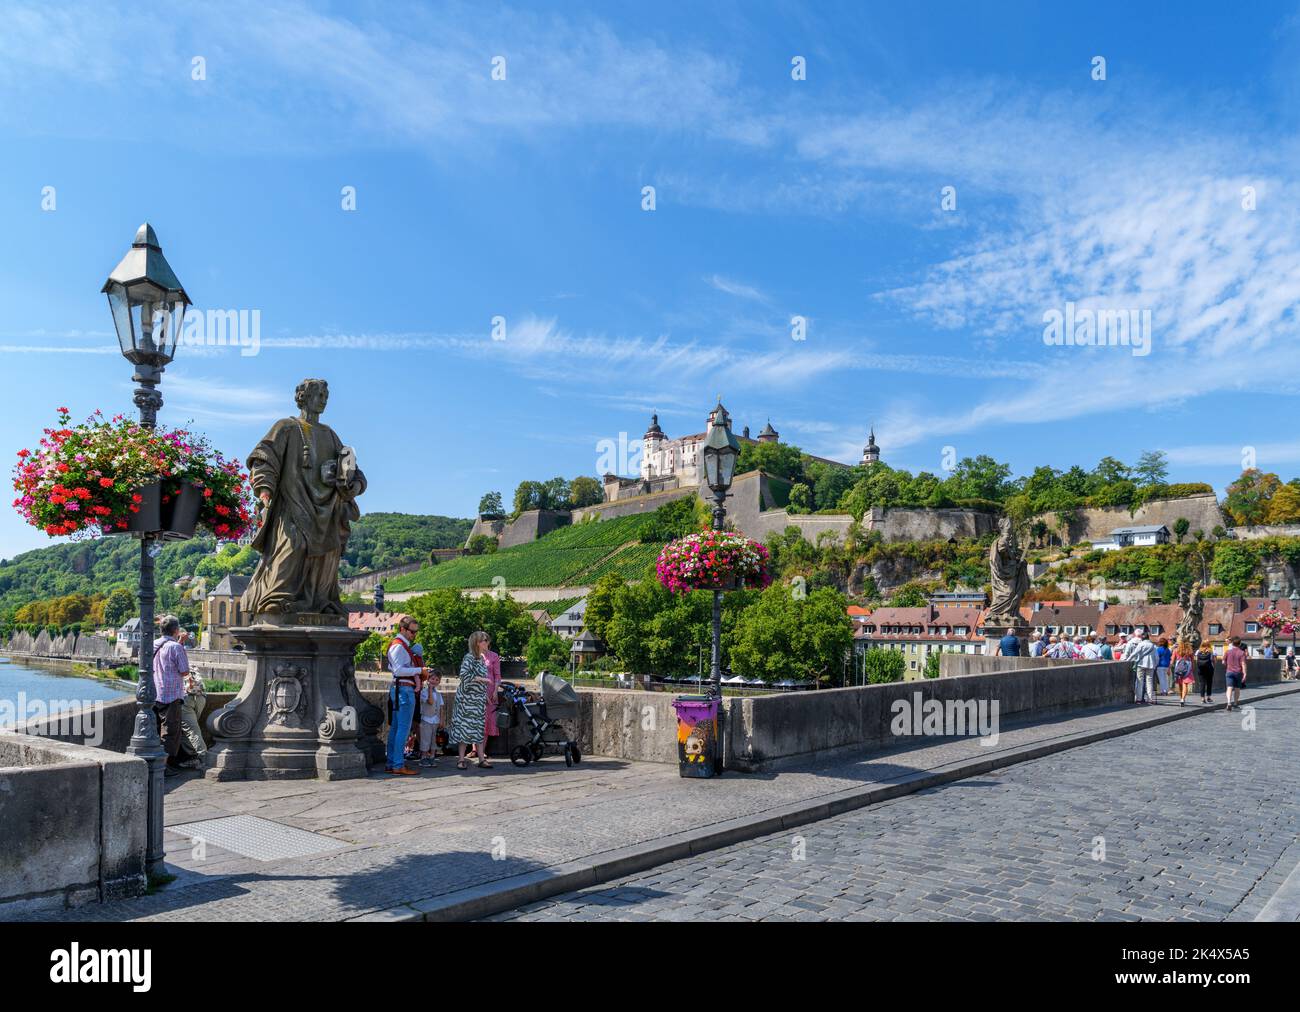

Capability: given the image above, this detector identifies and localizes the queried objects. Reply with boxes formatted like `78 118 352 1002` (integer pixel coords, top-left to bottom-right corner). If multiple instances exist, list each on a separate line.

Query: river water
0 657 131 729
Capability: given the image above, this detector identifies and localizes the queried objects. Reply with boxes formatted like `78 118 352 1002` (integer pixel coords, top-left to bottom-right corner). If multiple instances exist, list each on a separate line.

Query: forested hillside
0 511 471 620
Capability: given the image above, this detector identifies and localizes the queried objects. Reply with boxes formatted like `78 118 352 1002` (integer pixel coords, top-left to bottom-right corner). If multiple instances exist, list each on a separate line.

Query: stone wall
572 484 698 523
188 648 249 685
498 508 572 549
1232 524 1300 541
1035 493 1226 545
464 515 506 546
3 630 120 666
0 729 148 914
339 562 423 594
725 660 1133 771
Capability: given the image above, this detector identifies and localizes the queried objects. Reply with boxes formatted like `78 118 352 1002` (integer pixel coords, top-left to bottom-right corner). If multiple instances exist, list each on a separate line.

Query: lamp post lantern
701 399 740 696
103 223 191 879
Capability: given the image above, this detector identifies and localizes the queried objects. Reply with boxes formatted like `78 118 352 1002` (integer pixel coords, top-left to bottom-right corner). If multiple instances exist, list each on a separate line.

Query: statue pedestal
205 623 385 781
983 620 1031 658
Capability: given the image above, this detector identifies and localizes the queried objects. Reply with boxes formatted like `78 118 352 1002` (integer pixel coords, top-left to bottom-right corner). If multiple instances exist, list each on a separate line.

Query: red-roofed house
856 605 985 675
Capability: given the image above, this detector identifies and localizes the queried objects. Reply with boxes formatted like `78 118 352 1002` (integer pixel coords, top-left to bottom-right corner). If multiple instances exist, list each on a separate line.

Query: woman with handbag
450 630 493 770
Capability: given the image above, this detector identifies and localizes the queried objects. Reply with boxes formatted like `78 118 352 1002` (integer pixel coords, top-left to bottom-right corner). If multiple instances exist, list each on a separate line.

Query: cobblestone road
492 693 1300 922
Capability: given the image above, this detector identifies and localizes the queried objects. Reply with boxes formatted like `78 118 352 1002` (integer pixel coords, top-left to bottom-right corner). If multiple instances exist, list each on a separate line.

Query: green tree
923 651 941 679
788 483 813 514
1223 469 1281 527
568 476 604 508
862 648 906 684
511 480 545 518
1265 483 1300 524
103 587 137 627
354 631 386 670
1173 517 1190 544
726 584 853 684
404 588 479 669
584 571 624 641
1133 450 1170 486
478 491 503 516
1211 541 1257 594
888 583 928 608
736 441 805 482
466 533 498 555
540 476 571 510
940 455 1013 502
525 628 571 675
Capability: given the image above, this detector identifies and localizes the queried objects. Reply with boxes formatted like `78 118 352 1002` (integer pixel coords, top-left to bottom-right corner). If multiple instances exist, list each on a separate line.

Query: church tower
642 412 665 478
757 419 779 444
861 428 881 465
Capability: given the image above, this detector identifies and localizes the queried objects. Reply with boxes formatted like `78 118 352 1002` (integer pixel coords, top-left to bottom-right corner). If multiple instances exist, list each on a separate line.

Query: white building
1092 524 1172 552
551 599 588 640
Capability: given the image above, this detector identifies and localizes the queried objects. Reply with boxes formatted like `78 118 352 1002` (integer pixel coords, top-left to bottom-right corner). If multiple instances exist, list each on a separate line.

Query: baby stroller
501 671 582 767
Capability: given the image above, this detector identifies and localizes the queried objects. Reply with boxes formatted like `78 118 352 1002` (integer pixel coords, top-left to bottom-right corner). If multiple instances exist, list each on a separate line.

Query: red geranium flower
99 477 114 488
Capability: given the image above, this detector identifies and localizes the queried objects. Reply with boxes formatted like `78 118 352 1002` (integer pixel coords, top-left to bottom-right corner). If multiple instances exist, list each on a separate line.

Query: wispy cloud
706 274 768 302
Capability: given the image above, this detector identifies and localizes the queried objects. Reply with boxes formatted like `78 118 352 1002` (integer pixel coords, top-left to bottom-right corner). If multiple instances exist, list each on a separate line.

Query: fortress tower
861 428 881 465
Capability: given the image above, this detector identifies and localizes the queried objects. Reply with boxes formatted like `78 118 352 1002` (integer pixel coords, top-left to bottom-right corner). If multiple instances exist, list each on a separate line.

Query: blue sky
3 0 1300 558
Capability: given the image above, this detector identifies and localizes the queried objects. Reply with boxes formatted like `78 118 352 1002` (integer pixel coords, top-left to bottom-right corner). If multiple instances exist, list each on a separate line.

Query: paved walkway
18 684 1299 922
492 691 1300 922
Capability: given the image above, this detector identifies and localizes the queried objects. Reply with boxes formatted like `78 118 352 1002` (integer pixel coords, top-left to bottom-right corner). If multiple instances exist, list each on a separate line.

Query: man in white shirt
385 615 429 775
1127 630 1158 704
1081 634 1103 661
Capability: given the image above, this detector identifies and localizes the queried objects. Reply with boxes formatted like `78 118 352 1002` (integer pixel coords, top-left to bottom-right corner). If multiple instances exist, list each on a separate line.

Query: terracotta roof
858 605 984 642
347 611 409 632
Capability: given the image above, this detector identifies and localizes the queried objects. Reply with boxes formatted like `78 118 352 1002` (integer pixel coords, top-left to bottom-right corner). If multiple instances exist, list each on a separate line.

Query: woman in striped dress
451 630 492 769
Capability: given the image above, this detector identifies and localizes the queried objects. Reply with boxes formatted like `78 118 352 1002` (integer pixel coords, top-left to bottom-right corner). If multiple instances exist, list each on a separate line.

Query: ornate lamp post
103 223 191 878
700 400 740 696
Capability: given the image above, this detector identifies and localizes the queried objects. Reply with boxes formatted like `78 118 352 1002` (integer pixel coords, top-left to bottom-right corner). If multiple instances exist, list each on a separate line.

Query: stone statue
240 378 366 618
987 516 1030 623
1176 581 1204 649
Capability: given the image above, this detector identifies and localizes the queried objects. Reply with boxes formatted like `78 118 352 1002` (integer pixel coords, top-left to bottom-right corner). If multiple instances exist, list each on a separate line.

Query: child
1171 640 1196 706
417 669 444 768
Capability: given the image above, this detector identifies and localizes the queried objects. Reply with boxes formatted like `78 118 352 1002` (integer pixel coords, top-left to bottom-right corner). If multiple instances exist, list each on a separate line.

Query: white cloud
706 275 768 302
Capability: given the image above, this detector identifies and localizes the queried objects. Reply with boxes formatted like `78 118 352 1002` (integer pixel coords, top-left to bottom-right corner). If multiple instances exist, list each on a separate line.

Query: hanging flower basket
126 481 163 534
1259 609 1294 637
656 530 772 594
11 407 255 541
159 480 205 539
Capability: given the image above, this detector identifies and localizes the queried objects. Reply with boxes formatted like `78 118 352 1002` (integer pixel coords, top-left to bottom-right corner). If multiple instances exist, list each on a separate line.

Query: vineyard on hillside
385 512 668 592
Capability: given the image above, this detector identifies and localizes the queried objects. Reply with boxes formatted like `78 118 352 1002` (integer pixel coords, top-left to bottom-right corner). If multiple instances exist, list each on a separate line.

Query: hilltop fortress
466 409 998 549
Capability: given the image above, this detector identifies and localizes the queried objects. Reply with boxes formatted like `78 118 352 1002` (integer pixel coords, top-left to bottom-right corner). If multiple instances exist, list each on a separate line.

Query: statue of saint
1176 581 1204 649
987 516 1030 624
240 379 366 618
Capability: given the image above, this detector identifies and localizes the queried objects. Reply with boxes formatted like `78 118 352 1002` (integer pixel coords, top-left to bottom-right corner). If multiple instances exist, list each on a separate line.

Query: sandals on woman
456 759 468 770
476 759 493 769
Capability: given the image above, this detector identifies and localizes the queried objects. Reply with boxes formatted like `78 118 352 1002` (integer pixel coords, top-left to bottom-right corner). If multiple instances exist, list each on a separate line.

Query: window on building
219 602 227 625
1247 623 1258 633
1209 624 1222 635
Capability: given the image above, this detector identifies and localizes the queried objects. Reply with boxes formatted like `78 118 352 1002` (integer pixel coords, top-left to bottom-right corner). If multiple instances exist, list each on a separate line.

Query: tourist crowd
1004 629 1271 711
383 615 503 775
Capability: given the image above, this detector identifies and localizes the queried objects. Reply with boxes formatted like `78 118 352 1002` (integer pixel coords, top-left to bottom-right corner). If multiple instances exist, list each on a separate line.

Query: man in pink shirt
1223 635 1248 712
